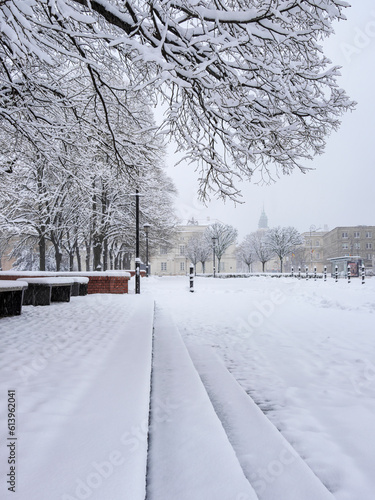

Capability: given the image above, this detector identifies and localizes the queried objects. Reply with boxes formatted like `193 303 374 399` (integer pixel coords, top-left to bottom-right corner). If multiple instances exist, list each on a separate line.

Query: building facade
322 226 375 271
293 225 375 273
150 220 237 276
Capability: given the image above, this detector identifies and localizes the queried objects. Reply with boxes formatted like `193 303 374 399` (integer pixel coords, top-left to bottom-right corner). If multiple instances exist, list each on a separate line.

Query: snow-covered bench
69 276 89 296
17 278 75 306
0 280 28 317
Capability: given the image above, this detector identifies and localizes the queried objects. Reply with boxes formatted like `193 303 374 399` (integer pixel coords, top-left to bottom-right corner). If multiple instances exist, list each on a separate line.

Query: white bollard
335 265 338 282
314 266 317 281
347 264 351 284
324 265 327 282
305 266 309 281
362 264 365 285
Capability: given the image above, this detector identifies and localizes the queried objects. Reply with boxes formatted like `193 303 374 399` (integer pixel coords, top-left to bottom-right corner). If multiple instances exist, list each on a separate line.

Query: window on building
366 243 373 249
342 243 348 250
179 245 185 256
161 262 167 271
354 243 361 250
354 231 360 238
367 254 372 261
366 231 373 238
316 252 320 259
342 232 348 238
180 262 185 271
160 246 168 255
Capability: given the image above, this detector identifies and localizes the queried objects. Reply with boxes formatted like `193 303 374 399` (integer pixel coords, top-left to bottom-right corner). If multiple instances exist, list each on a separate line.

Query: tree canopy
1 0 355 200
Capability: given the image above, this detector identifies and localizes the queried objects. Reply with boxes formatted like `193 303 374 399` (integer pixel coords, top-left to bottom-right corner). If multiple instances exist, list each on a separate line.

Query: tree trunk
262 261 265 272
75 242 82 271
103 238 108 271
202 261 205 274
54 245 62 271
38 231 46 271
218 258 221 273
109 249 113 270
93 238 102 271
280 258 283 273
85 239 91 271
69 250 74 271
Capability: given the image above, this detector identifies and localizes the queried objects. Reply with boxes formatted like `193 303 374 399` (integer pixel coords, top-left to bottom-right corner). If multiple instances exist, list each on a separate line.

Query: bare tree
0 1 355 200
185 235 201 275
197 238 212 275
185 234 212 274
266 227 304 273
251 231 274 272
237 235 256 272
205 223 238 273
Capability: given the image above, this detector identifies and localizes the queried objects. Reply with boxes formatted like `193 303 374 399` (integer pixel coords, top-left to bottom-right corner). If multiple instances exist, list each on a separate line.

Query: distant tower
258 207 268 230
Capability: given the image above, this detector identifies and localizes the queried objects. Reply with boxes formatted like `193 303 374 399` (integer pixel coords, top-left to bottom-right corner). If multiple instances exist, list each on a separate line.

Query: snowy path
147 306 258 500
0 295 154 500
141 275 375 500
188 345 335 500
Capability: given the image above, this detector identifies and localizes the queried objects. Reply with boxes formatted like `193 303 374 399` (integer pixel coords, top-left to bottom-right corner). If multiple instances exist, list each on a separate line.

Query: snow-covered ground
0 275 374 500
141 275 375 500
0 295 154 500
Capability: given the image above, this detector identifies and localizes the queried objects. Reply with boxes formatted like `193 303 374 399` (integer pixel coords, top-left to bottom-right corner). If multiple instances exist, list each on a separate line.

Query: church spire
258 207 268 229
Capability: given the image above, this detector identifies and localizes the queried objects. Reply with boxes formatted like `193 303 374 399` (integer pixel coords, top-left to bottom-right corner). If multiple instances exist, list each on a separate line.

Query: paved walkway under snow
0 288 339 500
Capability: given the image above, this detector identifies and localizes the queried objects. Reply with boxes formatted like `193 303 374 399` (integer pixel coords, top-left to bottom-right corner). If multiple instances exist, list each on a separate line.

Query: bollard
314 266 317 281
291 266 294 278
324 265 327 282
335 265 338 282
362 264 365 285
347 264 351 284
298 266 301 279
189 264 194 292
305 266 309 280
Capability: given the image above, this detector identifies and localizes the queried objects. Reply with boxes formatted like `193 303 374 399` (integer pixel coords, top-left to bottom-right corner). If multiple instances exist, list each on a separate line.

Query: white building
150 219 237 276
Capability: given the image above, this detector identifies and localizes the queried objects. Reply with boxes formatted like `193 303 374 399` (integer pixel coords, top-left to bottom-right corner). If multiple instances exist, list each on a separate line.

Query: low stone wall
0 271 131 294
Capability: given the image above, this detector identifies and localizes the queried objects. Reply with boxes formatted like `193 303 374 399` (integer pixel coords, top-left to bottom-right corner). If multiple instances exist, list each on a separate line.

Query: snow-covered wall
0 272 131 294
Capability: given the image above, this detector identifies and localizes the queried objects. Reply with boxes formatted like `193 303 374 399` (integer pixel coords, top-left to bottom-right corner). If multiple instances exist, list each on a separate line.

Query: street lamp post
212 237 217 278
135 190 140 294
144 223 151 277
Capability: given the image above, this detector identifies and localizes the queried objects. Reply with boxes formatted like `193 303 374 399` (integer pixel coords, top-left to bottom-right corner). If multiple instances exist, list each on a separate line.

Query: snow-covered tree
184 235 201 274
266 227 303 273
185 233 212 275
205 222 237 273
237 235 256 272
1 1 355 200
197 238 212 275
251 231 274 272
0 114 177 271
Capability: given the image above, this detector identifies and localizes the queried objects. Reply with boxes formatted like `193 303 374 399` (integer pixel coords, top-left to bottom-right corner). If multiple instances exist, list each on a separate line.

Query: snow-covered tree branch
1 0 355 200
205 222 237 272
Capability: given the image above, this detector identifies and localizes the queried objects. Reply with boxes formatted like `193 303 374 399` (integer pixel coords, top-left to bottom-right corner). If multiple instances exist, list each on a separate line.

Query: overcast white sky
164 2 375 239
